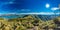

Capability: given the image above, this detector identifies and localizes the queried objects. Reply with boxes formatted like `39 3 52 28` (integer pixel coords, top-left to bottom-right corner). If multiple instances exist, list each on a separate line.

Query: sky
0 0 60 14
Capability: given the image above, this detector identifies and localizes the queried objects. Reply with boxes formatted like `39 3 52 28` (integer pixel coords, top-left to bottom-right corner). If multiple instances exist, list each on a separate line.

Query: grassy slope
0 15 59 30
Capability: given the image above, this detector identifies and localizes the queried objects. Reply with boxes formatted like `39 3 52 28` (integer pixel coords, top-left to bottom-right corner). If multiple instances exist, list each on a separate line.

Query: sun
46 3 50 8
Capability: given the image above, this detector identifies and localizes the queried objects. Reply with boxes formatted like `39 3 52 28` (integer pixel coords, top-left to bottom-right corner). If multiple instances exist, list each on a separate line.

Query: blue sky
0 0 60 13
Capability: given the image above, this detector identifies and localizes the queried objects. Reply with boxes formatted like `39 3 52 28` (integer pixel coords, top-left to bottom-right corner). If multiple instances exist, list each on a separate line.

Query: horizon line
0 12 60 15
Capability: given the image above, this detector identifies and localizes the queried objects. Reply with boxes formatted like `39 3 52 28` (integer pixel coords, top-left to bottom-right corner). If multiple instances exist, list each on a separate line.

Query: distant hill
0 14 59 21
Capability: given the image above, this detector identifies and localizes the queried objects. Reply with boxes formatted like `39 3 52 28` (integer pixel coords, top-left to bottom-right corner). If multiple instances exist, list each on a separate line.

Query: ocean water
0 15 19 19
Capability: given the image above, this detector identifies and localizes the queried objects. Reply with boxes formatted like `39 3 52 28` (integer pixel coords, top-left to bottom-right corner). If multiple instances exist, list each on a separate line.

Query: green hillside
0 15 60 30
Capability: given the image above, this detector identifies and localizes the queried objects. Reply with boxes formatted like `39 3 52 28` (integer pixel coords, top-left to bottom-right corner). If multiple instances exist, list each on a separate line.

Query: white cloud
20 12 55 15
51 7 59 10
9 2 14 4
0 12 60 15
